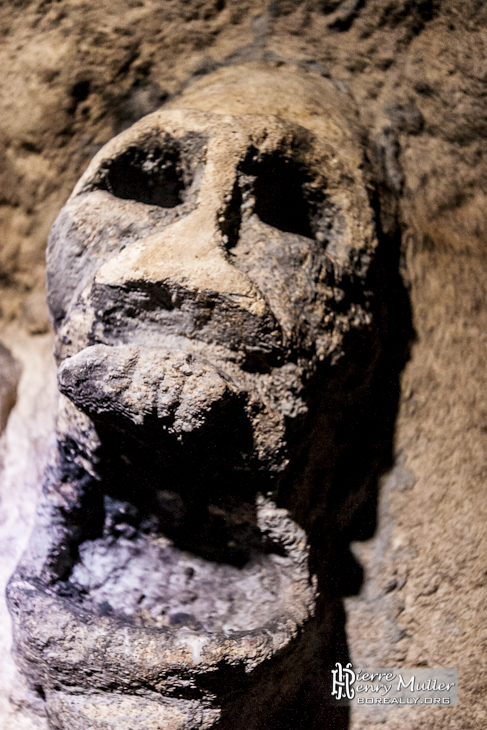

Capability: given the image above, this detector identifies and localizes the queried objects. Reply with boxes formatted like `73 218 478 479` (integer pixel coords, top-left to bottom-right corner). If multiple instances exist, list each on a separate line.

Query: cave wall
0 1 486 728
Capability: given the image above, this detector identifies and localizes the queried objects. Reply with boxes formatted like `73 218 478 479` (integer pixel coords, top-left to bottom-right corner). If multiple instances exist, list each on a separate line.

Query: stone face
8 64 385 729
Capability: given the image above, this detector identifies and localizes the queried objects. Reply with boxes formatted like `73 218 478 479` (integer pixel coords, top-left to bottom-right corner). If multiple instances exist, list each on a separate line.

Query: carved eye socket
240 150 318 238
221 147 337 250
83 133 206 209
99 142 185 208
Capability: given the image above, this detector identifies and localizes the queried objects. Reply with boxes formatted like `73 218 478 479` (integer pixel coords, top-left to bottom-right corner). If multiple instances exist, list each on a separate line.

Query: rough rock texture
0 1 487 729
0 344 21 434
345 239 487 729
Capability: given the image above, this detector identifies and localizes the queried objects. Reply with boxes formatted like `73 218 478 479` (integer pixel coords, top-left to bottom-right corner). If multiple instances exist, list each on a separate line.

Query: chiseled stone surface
7 65 386 729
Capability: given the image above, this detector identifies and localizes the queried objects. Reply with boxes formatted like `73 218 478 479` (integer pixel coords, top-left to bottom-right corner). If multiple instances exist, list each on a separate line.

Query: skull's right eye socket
88 138 188 208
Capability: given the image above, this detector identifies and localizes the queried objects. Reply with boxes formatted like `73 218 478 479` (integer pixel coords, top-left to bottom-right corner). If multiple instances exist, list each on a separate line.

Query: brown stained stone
7 65 398 730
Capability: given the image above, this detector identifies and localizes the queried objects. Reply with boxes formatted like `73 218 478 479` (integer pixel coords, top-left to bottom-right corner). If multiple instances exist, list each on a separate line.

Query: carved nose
95 202 260 309
93 132 268 318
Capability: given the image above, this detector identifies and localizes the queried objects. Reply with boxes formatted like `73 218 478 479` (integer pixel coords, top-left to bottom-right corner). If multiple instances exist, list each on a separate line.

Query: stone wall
1 2 486 728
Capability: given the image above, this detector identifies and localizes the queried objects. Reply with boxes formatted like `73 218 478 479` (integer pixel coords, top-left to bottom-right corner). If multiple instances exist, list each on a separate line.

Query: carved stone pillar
8 62 381 730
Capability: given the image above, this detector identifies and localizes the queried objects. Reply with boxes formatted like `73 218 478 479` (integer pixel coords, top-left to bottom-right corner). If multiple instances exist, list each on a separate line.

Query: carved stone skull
8 63 379 730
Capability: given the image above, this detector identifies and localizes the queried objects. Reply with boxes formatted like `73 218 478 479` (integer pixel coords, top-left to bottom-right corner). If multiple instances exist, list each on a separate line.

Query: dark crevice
71 79 91 103
378 0 441 33
318 0 345 13
218 177 243 250
34 685 46 701
327 0 366 32
82 132 206 209
95 142 185 208
237 147 329 239
51 395 284 579
67 79 91 114
246 157 313 237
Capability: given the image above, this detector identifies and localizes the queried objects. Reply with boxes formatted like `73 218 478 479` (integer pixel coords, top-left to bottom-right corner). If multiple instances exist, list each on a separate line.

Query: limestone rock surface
0 2 486 729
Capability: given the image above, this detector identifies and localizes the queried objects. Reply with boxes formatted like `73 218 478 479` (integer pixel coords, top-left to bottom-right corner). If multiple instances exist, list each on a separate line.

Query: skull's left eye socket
84 134 202 208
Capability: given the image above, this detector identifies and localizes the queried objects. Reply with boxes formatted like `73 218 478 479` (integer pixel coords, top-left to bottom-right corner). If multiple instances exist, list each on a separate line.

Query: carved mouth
51 340 315 635
51 420 314 636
